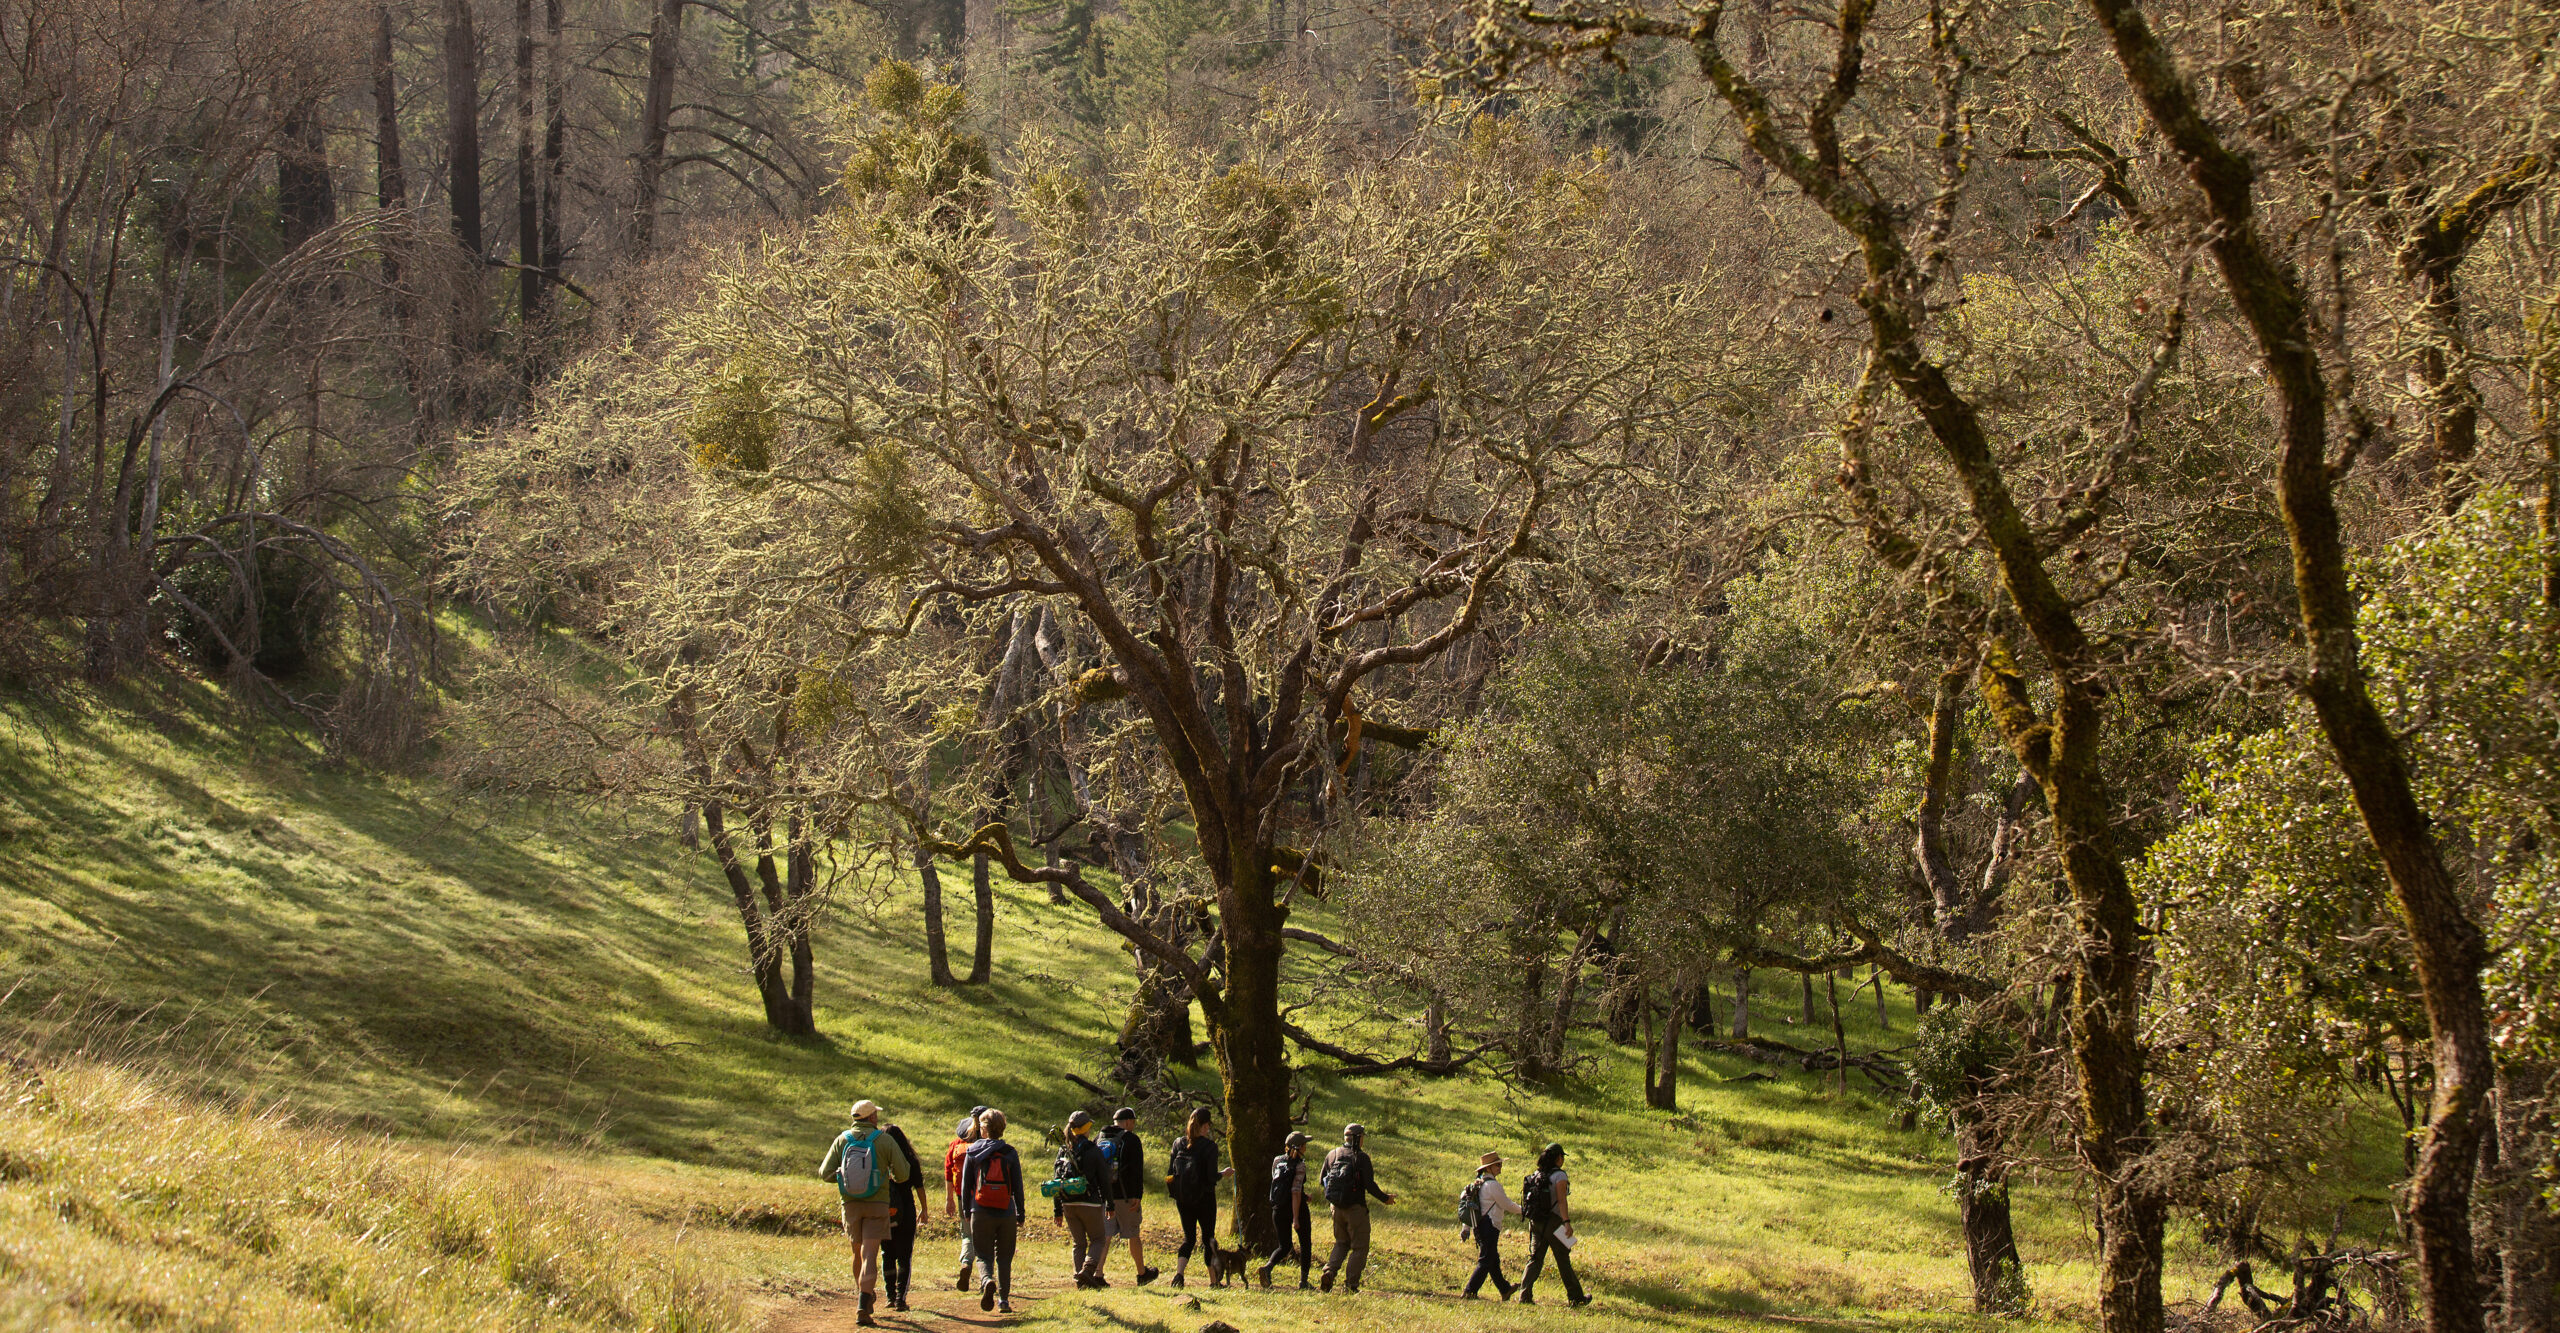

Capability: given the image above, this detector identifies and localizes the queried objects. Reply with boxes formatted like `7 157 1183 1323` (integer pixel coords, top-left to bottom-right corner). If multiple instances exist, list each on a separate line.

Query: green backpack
837 1127 886 1202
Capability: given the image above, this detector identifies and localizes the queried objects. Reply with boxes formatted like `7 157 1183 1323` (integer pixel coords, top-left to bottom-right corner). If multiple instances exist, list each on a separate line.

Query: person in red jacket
944 1107 985 1288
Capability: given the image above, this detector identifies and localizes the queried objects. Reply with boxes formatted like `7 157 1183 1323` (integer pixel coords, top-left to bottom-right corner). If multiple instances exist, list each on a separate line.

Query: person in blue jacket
957 1109 1028 1313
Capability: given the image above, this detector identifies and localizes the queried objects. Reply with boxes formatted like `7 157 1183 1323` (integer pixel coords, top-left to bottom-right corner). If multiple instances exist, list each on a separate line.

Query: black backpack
1320 1151 1361 1207
1519 1169 1553 1222
1267 1154 1297 1206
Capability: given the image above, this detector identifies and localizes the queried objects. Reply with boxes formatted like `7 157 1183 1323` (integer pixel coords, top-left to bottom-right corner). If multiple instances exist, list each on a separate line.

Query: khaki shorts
1109 1198 1143 1228
841 1197 896 1245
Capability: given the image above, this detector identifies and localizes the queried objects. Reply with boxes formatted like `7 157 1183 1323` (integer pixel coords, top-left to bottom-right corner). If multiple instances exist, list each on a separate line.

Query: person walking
1316 1122 1394 1294
959 1109 1027 1313
1163 1107 1232 1287
1052 1109 1116 1288
1460 1151 1516 1300
819 1099 916 1328
1517 1142 1590 1307
947 1108 984 1290
1102 1107 1159 1285
881 1122 927 1312
1256 1131 1313 1289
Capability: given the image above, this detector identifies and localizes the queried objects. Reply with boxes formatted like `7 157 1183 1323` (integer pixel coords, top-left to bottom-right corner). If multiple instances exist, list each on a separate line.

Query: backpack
1457 1178 1484 1232
836 1128 885 1202
1044 1144 1090 1200
1320 1151 1361 1207
974 1149 1014 1210
1267 1154 1297 1207
1519 1169 1553 1223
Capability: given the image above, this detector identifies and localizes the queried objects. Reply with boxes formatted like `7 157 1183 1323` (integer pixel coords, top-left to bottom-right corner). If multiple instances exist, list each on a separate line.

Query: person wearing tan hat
1460 1151 1517 1300
819 1099 917 1326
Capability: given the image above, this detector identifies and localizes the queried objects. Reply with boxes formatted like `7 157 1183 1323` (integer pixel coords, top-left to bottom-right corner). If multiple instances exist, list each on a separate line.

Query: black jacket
1056 1134 1114 1210
1166 1133 1223 1205
1100 1125 1145 1200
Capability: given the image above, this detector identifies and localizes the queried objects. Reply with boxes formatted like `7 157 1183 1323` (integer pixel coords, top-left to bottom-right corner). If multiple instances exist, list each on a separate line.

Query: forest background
7 1 2560 1332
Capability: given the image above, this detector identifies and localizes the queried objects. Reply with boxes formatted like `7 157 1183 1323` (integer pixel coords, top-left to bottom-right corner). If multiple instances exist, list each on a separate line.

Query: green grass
0 672 2406 1330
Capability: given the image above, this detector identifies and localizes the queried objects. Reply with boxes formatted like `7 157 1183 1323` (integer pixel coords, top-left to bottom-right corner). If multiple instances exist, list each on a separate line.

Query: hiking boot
997 1299 1014 1314
1518 1292 1536 1306
981 1279 997 1311
957 1265 976 1291
1318 1270 1335 1294
1255 1265 1271 1289
1169 1274 1185 1289
857 1293 878 1328
1569 1296 1594 1308
890 1295 909 1312
1297 1273 1311 1290
1135 1267 1160 1287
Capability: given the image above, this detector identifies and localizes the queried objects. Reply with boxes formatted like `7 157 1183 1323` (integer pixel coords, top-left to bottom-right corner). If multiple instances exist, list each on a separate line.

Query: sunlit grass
0 673 2408 1328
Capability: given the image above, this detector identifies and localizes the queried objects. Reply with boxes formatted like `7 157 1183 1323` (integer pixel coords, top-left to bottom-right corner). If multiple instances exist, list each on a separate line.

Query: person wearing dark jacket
1102 1107 1158 1285
1257 1131 1313 1289
1163 1107 1231 1287
1518 1142 1590 1307
880 1123 928 1312
1055 1109 1116 1288
958 1110 1027 1313
1317 1122 1395 1294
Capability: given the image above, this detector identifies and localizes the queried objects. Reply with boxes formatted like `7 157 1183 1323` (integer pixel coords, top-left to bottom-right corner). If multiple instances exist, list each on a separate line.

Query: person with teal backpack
819 1099 916 1327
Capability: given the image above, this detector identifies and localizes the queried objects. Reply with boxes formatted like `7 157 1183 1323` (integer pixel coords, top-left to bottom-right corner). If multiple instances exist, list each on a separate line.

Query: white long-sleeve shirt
1473 1173 1517 1230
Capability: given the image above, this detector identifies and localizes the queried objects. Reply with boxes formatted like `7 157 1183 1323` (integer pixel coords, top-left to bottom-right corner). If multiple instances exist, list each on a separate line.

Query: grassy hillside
0 674 2405 1331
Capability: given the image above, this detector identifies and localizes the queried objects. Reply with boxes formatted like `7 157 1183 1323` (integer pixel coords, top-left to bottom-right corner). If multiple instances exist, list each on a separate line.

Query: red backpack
975 1151 1014 1209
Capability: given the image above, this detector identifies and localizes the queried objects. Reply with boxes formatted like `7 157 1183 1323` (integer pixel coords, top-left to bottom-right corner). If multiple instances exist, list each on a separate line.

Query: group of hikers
819 1100 1593 1326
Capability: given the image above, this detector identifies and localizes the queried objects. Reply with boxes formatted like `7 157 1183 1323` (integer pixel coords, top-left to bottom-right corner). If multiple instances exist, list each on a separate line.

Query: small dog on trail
1197 1239 1248 1288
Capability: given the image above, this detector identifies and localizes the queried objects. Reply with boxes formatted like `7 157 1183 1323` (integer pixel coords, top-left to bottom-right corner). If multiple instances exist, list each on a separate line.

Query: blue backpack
836 1128 886 1201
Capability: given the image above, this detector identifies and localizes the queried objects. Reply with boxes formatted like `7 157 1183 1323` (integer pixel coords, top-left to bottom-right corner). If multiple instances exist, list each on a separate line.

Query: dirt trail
763 1270 1074 1333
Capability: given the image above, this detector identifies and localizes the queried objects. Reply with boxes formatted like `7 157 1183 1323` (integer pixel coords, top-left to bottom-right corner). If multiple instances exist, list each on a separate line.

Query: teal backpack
836 1127 886 1202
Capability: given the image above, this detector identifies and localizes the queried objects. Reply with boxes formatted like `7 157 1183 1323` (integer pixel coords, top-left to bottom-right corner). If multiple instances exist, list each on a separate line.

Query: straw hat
1479 1151 1503 1170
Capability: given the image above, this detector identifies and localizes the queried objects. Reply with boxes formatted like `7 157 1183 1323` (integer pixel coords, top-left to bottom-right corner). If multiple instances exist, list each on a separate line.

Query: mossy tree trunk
2081 7 2504 1326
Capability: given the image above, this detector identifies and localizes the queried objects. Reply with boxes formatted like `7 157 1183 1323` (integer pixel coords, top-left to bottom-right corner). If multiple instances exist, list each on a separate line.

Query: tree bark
278 102 336 250
539 0 563 283
2081 9 2499 1328
1957 1119 2026 1312
1214 853 1292 1253
967 843 995 984
1914 658 1970 928
920 846 957 986
700 800 803 1034
2498 1061 2559 1333
440 0 482 255
512 0 539 326
629 0 683 256
1645 985 1684 1110
1730 967 1750 1039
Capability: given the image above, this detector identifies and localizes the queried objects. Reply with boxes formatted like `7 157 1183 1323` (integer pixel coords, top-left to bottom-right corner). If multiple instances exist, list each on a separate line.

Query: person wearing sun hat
1461 1150 1518 1300
819 1099 916 1327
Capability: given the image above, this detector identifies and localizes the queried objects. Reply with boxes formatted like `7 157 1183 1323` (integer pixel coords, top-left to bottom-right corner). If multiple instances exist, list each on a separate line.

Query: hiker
1517 1142 1590 1307
1163 1106 1232 1288
881 1122 927 1312
1101 1106 1159 1285
1256 1130 1313 1289
1459 1151 1516 1300
819 1099 918 1328
947 1107 984 1290
1052 1108 1116 1288
959 1109 1027 1314
1316 1122 1395 1294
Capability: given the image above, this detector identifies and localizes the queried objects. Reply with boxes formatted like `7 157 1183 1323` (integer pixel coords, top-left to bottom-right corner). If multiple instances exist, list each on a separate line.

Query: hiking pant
1323 1204 1371 1291
1262 1201 1310 1281
1174 1195 1218 1259
840 1198 897 1294
884 1214 915 1302
1464 1222 1514 1298
969 1209 1018 1297
1522 1221 1584 1303
1062 1202 1110 1280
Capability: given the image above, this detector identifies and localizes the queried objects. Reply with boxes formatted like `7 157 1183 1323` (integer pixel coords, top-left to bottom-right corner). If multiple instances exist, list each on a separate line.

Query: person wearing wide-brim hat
1518 1142 1590 1307
1461 1151 1518 1300
819 1099 918 1327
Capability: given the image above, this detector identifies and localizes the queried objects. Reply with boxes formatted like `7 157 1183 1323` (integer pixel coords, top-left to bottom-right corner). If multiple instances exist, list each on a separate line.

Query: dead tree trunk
440 0 482 255
628 0 682 256
512 0 540 326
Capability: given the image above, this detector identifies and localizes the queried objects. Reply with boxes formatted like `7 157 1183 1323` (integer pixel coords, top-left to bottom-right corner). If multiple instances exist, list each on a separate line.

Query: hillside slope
0 676 2401 1330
